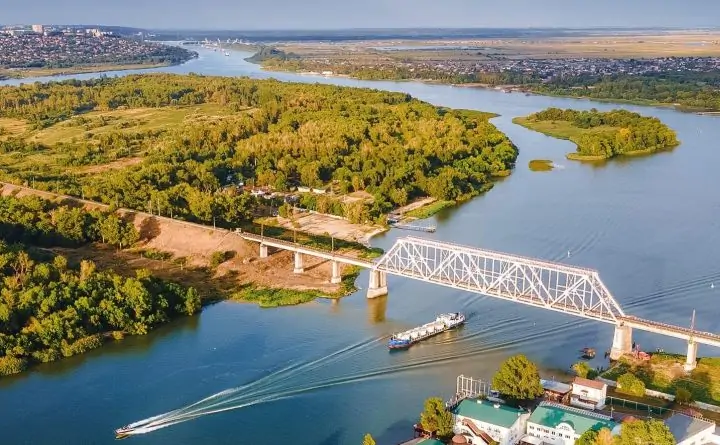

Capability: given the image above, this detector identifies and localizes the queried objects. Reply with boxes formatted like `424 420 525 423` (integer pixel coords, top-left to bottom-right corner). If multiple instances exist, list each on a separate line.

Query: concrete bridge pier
293 251 304 274
610 324 633 360
684 340 698 372
259 244 268 258
330 261 342 284
367 269 388 299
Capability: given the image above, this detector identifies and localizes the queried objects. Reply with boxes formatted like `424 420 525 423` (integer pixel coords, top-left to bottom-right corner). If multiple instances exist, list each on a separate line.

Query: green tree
674 387 693 405
492 354 544 401
615 419 675 445
575 429 598 445
419 397 453 440
617 373 645 397
362 434 376 445
573 361 592 378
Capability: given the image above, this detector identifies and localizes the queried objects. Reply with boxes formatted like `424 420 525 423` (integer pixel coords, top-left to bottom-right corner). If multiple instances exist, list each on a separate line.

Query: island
0 73 517 376
513 108 680 161
0 34 196 78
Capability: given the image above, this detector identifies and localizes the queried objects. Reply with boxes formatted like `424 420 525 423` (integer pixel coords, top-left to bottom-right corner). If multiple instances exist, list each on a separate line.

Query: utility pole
261 223 264 238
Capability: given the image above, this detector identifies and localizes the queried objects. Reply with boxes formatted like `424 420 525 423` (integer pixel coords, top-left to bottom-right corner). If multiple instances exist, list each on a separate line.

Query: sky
3 0 720 30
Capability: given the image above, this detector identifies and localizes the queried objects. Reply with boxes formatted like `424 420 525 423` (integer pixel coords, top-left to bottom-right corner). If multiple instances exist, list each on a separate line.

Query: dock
391 222 436 233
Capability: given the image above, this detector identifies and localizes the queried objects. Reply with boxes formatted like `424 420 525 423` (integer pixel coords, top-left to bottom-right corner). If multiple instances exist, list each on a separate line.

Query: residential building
570 377 607 410
31 24 44 34
540 379 572 404
664 413 715 445
452 398 530 445
525 401 617 445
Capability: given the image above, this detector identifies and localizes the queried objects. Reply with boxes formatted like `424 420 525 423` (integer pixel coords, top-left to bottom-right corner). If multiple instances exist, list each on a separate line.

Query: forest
0 74 518 226
517 108 679 160
536 72 720 112
0 194 201 377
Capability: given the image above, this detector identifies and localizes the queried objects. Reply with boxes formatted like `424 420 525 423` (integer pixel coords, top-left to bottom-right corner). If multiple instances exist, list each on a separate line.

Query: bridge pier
684 340 698 372
330 261 342 284
367 269 388 299
610 324 633 360
259 244 268 258
293 251 304 274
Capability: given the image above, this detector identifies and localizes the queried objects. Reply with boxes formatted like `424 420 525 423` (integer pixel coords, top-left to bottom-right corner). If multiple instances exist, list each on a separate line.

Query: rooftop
664 413 715 444
572 377 607 391
541 379 572 394
528 402 616 434
452 399 526 428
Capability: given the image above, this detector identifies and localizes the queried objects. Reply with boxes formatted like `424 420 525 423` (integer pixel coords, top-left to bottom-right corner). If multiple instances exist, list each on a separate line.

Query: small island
514 107 680 161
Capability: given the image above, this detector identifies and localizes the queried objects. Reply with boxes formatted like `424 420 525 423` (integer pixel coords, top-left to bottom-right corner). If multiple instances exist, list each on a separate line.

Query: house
525 401 617 445
664 413 715 445
570 377 607 410
541 379 573 404
452 398 530 445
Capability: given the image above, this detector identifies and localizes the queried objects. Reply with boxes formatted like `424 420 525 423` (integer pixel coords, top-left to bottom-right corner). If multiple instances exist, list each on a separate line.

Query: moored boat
388 313 465 349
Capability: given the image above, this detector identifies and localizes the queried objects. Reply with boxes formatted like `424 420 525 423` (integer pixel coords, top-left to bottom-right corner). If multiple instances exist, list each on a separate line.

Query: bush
210 250 233 268
0 356 28 376
617 372 646 397
675 387 693 405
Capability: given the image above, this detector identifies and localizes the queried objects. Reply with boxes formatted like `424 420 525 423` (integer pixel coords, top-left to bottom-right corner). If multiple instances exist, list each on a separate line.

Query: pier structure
240 232 720 369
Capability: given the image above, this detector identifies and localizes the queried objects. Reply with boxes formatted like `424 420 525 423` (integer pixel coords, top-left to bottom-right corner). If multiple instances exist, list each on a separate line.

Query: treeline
0 194 138 248
536 72 720 112
262 58 538 86
0 74 517 225
526 108 679 158
0 194 201 377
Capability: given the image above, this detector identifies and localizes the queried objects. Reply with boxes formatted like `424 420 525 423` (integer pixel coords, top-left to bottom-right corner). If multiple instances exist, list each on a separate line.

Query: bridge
240 233 719 371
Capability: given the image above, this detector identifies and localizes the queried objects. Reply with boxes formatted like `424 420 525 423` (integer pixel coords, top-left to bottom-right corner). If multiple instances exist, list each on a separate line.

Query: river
1 47 719 445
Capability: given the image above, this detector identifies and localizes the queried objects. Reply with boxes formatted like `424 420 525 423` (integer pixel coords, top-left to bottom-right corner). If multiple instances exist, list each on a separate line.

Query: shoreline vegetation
247 48 720 114
513 108 679 161
0 62 176 79
528 159 554 171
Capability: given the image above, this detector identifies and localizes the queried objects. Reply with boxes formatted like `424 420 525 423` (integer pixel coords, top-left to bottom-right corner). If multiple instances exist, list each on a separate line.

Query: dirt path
0 181 358 297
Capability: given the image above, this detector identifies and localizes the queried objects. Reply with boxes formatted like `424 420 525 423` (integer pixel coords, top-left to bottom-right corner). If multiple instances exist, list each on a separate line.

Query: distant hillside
244 46 298 63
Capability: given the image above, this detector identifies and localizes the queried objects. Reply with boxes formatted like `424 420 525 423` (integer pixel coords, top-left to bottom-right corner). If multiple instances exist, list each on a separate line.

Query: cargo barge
388 313 465 349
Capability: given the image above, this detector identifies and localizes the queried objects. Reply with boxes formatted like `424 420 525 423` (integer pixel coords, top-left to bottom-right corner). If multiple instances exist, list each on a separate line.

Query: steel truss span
375 236 625 323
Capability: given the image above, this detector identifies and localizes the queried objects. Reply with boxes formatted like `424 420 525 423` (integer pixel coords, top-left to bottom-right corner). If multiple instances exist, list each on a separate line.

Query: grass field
513 117 620 160
29 103 237 146
0 118 28 140
601 354 720 406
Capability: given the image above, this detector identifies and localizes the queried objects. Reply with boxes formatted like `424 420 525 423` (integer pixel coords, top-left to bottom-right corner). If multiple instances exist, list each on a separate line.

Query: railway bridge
240 232 720 371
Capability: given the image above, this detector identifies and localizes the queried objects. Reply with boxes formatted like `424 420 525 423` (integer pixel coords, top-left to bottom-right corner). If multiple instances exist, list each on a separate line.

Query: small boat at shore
580 347 596 359
388 313 465 349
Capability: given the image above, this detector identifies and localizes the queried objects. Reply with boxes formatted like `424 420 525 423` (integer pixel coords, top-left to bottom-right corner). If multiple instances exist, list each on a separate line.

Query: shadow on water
318 427 345 445
375 419 417 445
0 315 201 388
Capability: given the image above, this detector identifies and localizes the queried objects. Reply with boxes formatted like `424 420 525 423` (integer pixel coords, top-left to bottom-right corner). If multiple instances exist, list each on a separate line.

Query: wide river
2 47 719 445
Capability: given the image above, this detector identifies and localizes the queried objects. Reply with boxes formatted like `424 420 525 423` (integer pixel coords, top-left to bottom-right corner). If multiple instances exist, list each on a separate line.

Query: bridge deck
239 232 375 268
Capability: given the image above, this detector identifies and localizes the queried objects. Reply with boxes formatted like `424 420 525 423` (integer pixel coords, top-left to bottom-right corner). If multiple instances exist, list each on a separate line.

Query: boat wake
117 336 385 435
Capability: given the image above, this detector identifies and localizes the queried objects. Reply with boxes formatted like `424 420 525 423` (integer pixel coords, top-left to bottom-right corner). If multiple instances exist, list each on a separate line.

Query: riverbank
253 60 720 116
0 62 176 79
0 181 378 306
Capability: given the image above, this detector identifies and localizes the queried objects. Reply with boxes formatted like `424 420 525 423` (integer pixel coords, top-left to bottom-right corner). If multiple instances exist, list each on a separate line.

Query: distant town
0 24 195 74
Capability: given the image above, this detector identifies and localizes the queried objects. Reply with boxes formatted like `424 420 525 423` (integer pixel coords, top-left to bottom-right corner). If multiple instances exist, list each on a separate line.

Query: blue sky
4 0 720 29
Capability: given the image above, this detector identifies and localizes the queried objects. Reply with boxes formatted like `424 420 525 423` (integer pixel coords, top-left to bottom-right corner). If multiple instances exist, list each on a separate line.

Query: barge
388 313 465 349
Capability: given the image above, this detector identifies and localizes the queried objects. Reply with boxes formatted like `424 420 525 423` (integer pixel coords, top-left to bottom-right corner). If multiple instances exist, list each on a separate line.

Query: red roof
573 377 607 391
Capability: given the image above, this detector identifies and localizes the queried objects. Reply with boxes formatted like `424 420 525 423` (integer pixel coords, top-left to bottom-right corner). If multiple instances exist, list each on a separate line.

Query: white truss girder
375 236 625 323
